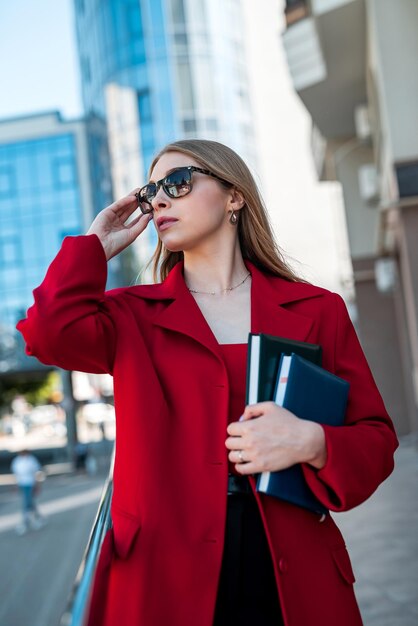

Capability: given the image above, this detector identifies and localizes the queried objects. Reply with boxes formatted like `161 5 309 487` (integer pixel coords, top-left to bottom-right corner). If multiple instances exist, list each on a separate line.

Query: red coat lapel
129 261 222 360
126 259 322 354
247 260 317 342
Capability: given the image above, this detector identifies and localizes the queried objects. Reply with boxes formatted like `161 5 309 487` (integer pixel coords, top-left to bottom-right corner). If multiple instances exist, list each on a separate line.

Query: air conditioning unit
358 163 379 203
375 257 397 293
354 104 371 140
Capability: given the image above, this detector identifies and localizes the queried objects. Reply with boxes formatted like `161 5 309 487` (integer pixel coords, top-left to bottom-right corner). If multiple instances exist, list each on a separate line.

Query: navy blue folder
246 333 322 404
256 353 350 515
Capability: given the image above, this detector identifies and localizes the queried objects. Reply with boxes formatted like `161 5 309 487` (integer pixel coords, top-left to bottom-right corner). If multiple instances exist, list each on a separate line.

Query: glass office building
74 0 258 270
74 0 258 253
0 112 112 373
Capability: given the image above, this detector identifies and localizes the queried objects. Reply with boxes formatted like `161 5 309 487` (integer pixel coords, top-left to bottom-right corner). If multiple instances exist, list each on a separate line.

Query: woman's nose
151 187 171 212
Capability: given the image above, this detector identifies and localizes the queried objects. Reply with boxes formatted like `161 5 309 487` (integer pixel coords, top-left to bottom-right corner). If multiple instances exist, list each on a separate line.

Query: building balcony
282 0 367 139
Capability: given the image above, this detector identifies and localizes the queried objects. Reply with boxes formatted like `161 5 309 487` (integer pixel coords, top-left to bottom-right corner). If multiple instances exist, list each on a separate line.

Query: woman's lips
158 218 178 231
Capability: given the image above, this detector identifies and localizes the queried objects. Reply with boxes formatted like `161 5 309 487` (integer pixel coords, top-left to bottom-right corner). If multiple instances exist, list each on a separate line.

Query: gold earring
229 210 238 225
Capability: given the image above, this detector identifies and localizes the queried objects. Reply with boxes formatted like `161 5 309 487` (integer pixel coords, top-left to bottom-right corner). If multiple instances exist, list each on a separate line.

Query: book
257 353 350 514
246 333 322 405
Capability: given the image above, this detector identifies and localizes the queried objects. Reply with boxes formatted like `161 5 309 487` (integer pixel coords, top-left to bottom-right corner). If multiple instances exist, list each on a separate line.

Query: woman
17 139 397 626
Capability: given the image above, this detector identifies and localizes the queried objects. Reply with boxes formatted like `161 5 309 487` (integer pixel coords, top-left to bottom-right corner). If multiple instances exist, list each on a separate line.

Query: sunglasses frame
135 166 230 214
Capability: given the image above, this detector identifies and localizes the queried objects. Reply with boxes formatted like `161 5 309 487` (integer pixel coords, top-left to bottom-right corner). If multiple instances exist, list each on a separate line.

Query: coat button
278 558 288 573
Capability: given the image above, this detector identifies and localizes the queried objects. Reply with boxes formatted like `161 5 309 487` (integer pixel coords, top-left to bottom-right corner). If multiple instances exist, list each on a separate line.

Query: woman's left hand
225 401 327 474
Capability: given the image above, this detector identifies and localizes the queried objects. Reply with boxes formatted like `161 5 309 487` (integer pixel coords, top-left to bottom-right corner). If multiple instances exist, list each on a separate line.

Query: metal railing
60 451 114 626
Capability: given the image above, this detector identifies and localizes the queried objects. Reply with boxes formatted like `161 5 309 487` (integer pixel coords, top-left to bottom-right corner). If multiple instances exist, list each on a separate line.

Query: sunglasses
135 166 230 214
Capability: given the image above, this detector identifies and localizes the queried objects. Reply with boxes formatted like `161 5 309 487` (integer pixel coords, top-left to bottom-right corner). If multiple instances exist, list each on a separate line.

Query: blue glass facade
73 0 258 266
74 0 178 177
74 0 258 175
0 133 82 333
86 121 114 219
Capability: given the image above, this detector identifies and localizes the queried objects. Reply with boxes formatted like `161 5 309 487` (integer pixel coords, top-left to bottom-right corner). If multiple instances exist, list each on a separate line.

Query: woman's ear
228 188 246 212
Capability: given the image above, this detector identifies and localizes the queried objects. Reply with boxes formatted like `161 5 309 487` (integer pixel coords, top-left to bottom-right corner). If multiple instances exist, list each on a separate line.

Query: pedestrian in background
74 441 89 471
17 139 398 626
11 449 46 535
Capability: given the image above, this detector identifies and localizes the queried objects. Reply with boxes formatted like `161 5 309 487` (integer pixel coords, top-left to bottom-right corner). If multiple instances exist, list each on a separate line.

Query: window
138 90 152 122
183 119 197 133
141 123 154 148
0 166 15 197
194 58 215 110
53 157 76 188
138 92 155 155
126 1 143 38
131 39 146 64
60 228 80 240
82 57 91 82
174 33 188 52
171 0 186 25
0 235 20 267
193 0 207 24
176 60 195 110
205 119 218 131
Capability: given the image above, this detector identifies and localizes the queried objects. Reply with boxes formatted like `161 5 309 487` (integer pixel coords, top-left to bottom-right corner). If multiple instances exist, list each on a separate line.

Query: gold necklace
187 272 251 295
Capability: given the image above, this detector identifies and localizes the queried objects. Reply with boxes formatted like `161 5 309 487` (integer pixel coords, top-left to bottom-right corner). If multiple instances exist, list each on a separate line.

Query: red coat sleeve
302 293 398 511
16 235 116 374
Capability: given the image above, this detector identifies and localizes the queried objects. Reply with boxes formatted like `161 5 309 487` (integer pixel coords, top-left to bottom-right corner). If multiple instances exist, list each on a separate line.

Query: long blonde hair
146 139 303 283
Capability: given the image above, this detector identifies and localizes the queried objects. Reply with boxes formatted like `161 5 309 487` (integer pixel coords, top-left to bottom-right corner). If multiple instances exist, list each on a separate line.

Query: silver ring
238 450 244 463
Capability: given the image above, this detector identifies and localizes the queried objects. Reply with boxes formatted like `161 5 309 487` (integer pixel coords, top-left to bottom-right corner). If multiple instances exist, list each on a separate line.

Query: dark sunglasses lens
164 169 192 198
135 187 154 213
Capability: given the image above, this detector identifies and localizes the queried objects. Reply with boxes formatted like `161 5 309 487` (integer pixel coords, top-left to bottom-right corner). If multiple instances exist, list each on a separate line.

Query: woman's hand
225 401 327 474
86 191 153 260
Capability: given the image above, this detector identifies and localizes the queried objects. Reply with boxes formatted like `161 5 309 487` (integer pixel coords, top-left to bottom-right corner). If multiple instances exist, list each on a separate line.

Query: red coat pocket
111 506 142 559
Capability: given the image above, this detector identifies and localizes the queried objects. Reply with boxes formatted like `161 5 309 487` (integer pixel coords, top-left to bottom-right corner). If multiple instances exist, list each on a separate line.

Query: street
0 470 105 626
0 438 416 626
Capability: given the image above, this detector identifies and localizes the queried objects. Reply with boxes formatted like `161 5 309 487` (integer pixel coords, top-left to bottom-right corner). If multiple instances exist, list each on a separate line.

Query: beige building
281 0 418 436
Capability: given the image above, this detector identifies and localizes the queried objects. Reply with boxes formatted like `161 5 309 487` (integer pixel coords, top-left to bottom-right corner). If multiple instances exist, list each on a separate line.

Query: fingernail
239 414 244 421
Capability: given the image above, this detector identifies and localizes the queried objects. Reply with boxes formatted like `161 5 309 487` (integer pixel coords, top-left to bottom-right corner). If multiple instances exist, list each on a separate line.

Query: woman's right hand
86 190 153 261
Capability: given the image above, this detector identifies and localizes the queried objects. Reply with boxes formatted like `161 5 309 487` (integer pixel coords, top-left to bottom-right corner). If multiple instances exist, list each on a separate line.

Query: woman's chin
159 232 194 253
161 238 184 253
160 233 202 253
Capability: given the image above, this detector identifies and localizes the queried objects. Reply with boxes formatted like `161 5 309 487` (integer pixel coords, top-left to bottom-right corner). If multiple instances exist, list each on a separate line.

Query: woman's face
149 151 235 253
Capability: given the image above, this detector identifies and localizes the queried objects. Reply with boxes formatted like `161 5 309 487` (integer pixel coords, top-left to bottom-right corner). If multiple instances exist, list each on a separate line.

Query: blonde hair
146 139 303 283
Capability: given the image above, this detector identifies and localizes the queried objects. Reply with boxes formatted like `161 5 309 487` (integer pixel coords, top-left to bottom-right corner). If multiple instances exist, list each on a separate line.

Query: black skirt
213 491 284 626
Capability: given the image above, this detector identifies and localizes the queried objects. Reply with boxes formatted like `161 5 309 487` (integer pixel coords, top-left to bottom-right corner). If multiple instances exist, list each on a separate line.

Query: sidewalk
336 435 418 626
0 471 106 626
0 436 416 625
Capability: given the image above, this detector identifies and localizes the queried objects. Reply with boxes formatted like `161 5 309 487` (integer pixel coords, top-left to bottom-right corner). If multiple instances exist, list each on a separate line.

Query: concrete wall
397 203 418 431
333 141 379 259
352 256 414 436
367 0 418 162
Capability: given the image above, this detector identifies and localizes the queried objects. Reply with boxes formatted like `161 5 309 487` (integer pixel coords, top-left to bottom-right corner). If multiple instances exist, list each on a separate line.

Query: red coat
17 235 398 626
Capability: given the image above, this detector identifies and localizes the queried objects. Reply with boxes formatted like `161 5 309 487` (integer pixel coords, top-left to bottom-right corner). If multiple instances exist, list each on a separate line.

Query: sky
0 0 349 293
0 0 82 120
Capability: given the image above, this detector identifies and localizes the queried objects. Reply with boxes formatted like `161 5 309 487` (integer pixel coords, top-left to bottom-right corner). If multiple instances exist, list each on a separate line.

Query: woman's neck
183 246 248 295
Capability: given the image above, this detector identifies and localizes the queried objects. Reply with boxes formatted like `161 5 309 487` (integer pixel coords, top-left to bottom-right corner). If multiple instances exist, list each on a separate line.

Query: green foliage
0 371 62 409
